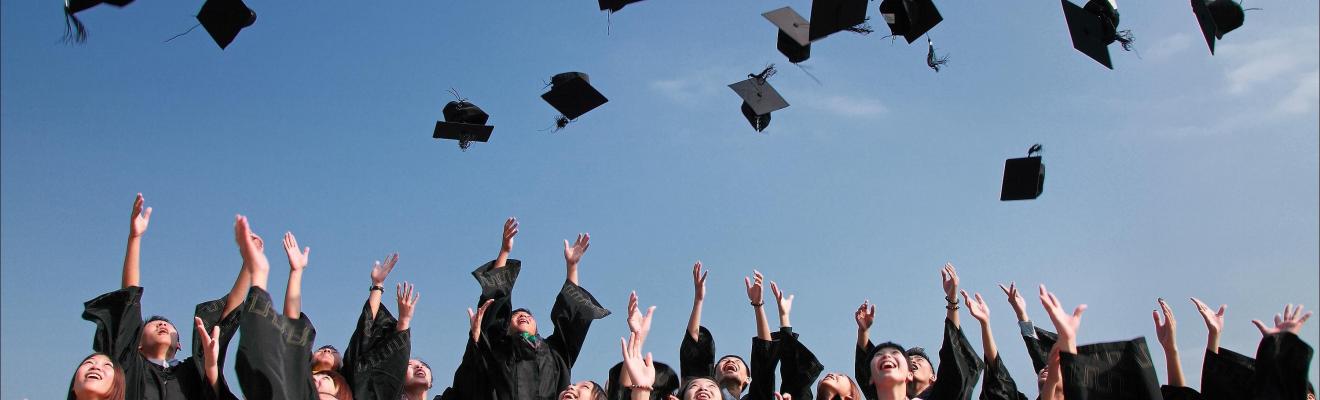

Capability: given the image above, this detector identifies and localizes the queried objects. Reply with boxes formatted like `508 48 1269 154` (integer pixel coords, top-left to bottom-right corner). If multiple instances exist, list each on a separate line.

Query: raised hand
692 261 708 302
1038 284 1086 353
195 317 222 389
941 263 960 301
234 216 269 288
770 281 794 327
744 270 765 305
564 233 591 267
129 193 152 238
468 299 494 342
855 300 876 331
1190 297 1226 335
999 282 1029 322
626 291 656 345
1153 298 1177 352
963 290 991 324
370 253 399 286
282 232 310 272
620 332 656 390
396 282 419 331
1252 304 1312 335
501 217 518 254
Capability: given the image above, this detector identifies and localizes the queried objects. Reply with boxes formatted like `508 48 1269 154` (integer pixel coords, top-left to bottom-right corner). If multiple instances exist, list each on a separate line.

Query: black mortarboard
728 66 789 132
878 0 943 44
808 0 869 41
433 99 494 151
1001 144 1044 201
1190 0 1245 54
541 72 608 129
763 7 812 64
599 0 645 12
196 0 256 50
63 0 135 43
1061 0 1135 69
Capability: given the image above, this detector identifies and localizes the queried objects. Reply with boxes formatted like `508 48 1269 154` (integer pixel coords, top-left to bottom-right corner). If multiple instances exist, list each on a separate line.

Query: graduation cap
808 0 871 41
433 98 494 151
196 0 256 50
764 7 812 64
728 65 789 132
1190 0 1245 54
599 0 644 13
63 0 135 43
1000 144 1044 201
1061 0 1135 69
878 0 943 44
541 72 608 130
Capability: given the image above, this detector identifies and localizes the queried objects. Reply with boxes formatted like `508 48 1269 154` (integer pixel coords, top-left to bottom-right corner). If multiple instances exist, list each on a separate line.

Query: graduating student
1150 299 1199 400
1188 298 1314 400
679 263 782 400
471 217 611 400
959 288 1026 400
328 249 417 400
765 281 824 400
67 353 127 400
1037 285 1163 400
80 194 240 400
608 292 679 400
855 264 983 400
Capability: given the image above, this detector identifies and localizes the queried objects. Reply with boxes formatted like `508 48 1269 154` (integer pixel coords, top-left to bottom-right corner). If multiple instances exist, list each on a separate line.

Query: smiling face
139 319 179 358
908 355 934 386
405 359 432 389
510 310 538 336
816 372 857 400
715 356 749 386
558 380 599 400
869 347 913 388
72 354 119 400
684 378 720 400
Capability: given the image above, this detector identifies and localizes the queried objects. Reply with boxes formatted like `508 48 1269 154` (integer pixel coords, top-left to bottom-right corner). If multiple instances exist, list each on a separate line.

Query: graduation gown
78 286 239 400
481 279 611 400
1248 332 1314 400
233 287 318 400
340 301 412 400
1057 337 1162 400
773 327 824 400
1200 346 1254 400
436 260 521 400
977 356 1028 400
855 319 983 400
677 325 782 400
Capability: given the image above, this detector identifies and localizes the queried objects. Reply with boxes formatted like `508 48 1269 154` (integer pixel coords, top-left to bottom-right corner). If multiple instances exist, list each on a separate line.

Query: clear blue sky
3 0 1317 398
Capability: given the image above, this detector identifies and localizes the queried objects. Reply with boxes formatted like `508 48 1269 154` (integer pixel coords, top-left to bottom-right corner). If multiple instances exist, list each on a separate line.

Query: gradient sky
3 0 1317 398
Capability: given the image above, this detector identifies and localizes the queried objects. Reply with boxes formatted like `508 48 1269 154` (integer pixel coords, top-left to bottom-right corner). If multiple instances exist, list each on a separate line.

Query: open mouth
694 391 713 400
721 363 738 373
85 370 103 381
560 390 578 400
879 358 899 371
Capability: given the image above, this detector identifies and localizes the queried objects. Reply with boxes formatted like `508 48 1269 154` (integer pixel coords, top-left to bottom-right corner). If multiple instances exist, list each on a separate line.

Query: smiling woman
67 353 126 400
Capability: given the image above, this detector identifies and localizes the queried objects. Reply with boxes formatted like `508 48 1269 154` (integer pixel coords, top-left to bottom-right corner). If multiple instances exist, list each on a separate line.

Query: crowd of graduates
67 194 1315 400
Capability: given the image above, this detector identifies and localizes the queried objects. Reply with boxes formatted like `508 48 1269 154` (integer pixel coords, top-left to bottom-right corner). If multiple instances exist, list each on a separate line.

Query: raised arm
368 253 399 319
770 281 794 329
941 263 960 327
234 215 270 290
495 217 518 269
688 261 707 341
564 233 590 286
1152 298 1185 387
1190 297 1226 354
627 291 657 346
746 270 771 341
622 331 657 400
122 193 152 288
282 232 310 318
396 282 419 332
468 299 495 343
195 317 222 392
855 300 874 351
963 290 997 363
1038 285 1085 354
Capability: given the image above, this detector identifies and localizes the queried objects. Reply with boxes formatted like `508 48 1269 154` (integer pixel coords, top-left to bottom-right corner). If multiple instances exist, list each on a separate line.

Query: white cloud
648 68 730 105
1148 33 1193 60
1276 70 1320 114
801 94 888 118
1219 27 1319 95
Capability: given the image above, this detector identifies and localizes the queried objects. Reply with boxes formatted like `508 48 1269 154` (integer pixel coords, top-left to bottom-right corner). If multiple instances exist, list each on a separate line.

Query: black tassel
843 19 874 35
553 116 571 132
63 7 87 44
926 39 949 72
1115 29 1135 51
1028 144 1043 157
750 64 777 83
164 23 200 43
793 63 823 86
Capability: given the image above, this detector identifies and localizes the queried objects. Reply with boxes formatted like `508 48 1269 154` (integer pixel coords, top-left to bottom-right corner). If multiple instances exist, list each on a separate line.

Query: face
312 347 339 370
405 359 432 389
558 380 597 400
869 348 912 386
908 355 934 385
716 356 749 384
72 354 116 398
139 320 178 355
817 372 854 400
510 311 538 335
313 372 339 397
684 378 720 400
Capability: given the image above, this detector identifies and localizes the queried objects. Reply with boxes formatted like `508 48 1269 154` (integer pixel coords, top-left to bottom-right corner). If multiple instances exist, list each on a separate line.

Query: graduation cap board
433 100 494 151
1001 144 1044 201
599 0 644 12
1190 0 1245 54
763 7 812 64
1061 0 1134 69
541 72 608 129
63 0 135 43
197 0 256 50
729 66 789 132
808 0 869 41
878 0 943 43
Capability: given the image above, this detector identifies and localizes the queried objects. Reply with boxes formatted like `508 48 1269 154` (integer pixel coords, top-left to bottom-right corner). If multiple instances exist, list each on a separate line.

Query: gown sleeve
191 296 244 400
774 327 824 400
233 287 318 400
1199 347 1254 400
856 340 876 400
543 280 612 369
745 335 782 400
924 319 985 400
472 259 522 337
82 286 145 365
681 326 718 380
977 356 1028 400
1249 331 1314 400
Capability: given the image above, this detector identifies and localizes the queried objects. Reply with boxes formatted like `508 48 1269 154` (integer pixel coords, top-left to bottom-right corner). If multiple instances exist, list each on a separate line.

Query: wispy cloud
1277 70 1319 114
799 93 888 118
1148 33 1193 61
648 68 732 106
1219 27 1319 96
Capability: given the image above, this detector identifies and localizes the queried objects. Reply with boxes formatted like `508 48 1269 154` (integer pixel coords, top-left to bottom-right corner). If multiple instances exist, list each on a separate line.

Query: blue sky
3 0 1317 398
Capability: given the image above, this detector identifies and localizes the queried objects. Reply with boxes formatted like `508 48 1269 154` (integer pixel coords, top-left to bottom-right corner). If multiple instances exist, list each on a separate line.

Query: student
67 353 127 400
679 263 781 400
608 292 679 400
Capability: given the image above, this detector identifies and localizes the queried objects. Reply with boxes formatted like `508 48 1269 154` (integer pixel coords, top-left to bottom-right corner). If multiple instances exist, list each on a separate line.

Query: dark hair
412 358 434 386
814 374 862 400
313 369 354 400
868 341 907 362
587 380 607 400
66 353 126 400
144 316 181 358
904 347 931 365
311 345 343 371
512 308 534 317
716 354 747 371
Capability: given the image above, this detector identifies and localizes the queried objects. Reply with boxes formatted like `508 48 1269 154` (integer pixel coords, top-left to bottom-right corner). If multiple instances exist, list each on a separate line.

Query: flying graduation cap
599 0 644 13
1061 0 1135 69
63 0 134 43
196 0 256 50
764 7 812 64
1001 144 1045 201
541 72 608 131
433 96 494 151
878 0 943 44
807 0 871 41
1190 0 1246 54
728 65 789 132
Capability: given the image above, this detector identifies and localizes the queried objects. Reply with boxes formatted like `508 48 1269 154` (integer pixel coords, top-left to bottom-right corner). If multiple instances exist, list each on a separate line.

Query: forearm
205 360 219 391
687 300 703 341
122 236 141 288
778 311 791 329
284 270 302 318
567 264 580 286
367 288 383 319
754 305 771 340
947 308 960 329
1206 331 1220 354
222 268 250 319
1164 347 1185 386
980 323 998 364
495 250 510 269
630 389 653 400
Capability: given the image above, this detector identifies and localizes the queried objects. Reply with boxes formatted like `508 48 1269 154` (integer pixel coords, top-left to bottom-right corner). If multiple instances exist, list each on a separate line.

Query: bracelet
945 296 958 305
946 303 960 311
369 284 385 292
750 301 764 307
628 385 654 391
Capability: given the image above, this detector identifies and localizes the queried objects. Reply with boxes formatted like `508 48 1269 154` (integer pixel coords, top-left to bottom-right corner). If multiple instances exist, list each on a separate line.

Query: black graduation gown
1248 332 1313 400
1200 346 1254 400
436 260 521 400
855 319 983 400
1022 326 1058 375
1159 385 1202 400
481 279 611 400
437 336 497 400
340 301 412 400
606 360 679 400
774 327 824 400
1057 337 1162 400
978 356 1028 400
677 324 782 400
233 287 318 400
78 286 238 400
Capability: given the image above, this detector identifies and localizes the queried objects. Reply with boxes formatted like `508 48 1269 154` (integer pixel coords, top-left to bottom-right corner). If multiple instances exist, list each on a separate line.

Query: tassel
843 19 874 35
926 39 949 72
1115 29 1135 51
553 116 571 132
749 64 777 83
164 23 200 43
63 6 87 44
